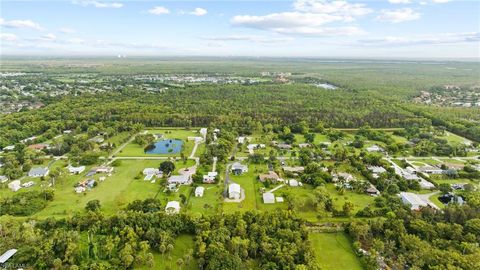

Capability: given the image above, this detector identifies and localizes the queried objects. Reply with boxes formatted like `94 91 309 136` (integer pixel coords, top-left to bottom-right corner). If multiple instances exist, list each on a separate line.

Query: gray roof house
28 167 49 178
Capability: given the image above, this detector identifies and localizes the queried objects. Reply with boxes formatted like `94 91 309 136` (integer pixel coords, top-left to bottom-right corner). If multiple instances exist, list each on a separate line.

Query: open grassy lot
117 128 203 157
22 159 195 218
186 183 223 217
439 131 472 145
325 184 375 214
137 234 197 270
310 232 364 270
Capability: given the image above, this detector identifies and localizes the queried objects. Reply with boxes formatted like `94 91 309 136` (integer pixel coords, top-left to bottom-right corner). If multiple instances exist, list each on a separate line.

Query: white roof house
237 136 246 144
298 143 310 148
288 179 299 187
203 171 218 183
21 181 35 188
165 201 180 214
399 192 435 210
68 165 85 174
368 166 386 174
3 145 15 151
0 175 8 183
333 172 355 182
263 192 275 204
228 183 241 199
199 128 208 136
0 249 17 264
231 162 248 174
143 168 161 175
195 186 205 197
28 167 49 178
168 175 191 185
419 179 435 189
366 145 383 152
8 180 21 192
75 186 86 193
247 144 266 150
418 165 444 174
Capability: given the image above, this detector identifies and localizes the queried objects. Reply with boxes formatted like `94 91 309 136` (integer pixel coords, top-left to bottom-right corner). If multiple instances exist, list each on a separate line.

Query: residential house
263 192 275 204
418 165 443 174
165 201 180 214
259 171 279 182
68 165 86 174
8 180 21 192
3 145 15 151
298 143 310 148
28 143 50 151
332 172 355 182
288 179 300 187
231 162 248 175
28 167 49 178
0 175 8 183
399 192 438 210
368 166 386 178
203 171 218 183
199 128 207 136
282 166 305 174
277 143 292 150
195 186 205 197
366 185 380 196
247 144 266 150
419 179 435 189
168 175 191 185
75 186 86 193
366 145 383 152
228 183 241 199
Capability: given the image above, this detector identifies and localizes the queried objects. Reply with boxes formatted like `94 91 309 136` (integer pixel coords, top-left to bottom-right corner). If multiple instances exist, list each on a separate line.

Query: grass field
310 232 364 270
137 234 197 270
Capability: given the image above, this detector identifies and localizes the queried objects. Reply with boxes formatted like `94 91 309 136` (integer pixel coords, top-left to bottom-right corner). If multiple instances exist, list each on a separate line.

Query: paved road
189 141 201 159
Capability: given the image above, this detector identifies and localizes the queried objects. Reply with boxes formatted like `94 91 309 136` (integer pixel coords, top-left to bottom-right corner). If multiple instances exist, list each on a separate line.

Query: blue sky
1 0 479 58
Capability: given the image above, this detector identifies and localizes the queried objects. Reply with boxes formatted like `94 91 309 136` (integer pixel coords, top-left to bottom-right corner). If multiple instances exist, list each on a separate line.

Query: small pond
145 139 183 154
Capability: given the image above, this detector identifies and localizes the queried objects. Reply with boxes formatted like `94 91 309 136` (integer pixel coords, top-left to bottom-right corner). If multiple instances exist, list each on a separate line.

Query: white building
0 175 8 183
399 192 436 210
68 165 85 174
203 171 218 183
3 145 15 151
332 172 355 182
165 201 181 214
368 166 386 174
22 181 35 188
228 183 241 199
263 192 275 204
8 180 21 192
288 179 299 187
247 144 266 150
199 128 207 136
195 186 205 197
237 136 246 144
418 165 444 175
143 168 161 175
28 167 49 178
168 175 191 185
419 179 435 189
231 162 248 174
366 145 383 152
75 186 86 193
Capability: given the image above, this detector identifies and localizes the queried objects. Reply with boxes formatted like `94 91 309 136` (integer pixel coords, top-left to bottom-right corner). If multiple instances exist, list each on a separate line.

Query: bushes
0 190 54 216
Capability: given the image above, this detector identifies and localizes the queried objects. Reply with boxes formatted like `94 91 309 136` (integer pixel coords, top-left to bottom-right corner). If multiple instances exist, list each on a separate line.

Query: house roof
229 183 241 193
232 162 247 170
168 175 189 182
195 186 205 195
0 249 17 264
166 201 180 210
263 192 275 203
29 167 48 175
399 192 428 209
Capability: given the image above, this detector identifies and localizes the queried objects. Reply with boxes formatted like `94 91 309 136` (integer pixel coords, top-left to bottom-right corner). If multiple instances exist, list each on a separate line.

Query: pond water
315 83 338 90
145 139 183 154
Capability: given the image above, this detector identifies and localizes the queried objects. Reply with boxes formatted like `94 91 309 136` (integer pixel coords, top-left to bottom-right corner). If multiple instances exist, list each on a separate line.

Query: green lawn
310 232 364 270
27 159 194 218
325 184 375 214
186 183 223 217
137 234 197 270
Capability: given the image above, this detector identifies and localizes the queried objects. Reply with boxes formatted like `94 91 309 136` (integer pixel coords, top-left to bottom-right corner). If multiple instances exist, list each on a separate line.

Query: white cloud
293 0 372 18
202 35 293 44
388 0 411 4
148 6 170 15
72 1 123 9
431 0 451 3
0 33 18 41
376 8 420 23
358 32 480 46
180 8 208 16
231 0 370 37
0 18 43 30
40 33 57 41
60 27 76 34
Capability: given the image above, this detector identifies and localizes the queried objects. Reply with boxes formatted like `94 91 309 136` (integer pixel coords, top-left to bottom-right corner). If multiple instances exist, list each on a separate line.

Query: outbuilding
228 183 241 199
195 186 205 197
165 201 181 214
263 192 275 204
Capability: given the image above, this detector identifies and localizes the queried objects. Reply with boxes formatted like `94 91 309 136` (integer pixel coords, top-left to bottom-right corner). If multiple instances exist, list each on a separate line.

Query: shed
228 183 241 199
195 186 205 197
165 201 180 214
263 192 275 204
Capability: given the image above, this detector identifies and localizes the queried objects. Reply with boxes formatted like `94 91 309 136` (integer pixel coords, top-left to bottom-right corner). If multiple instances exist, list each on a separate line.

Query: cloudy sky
1 0 479 58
